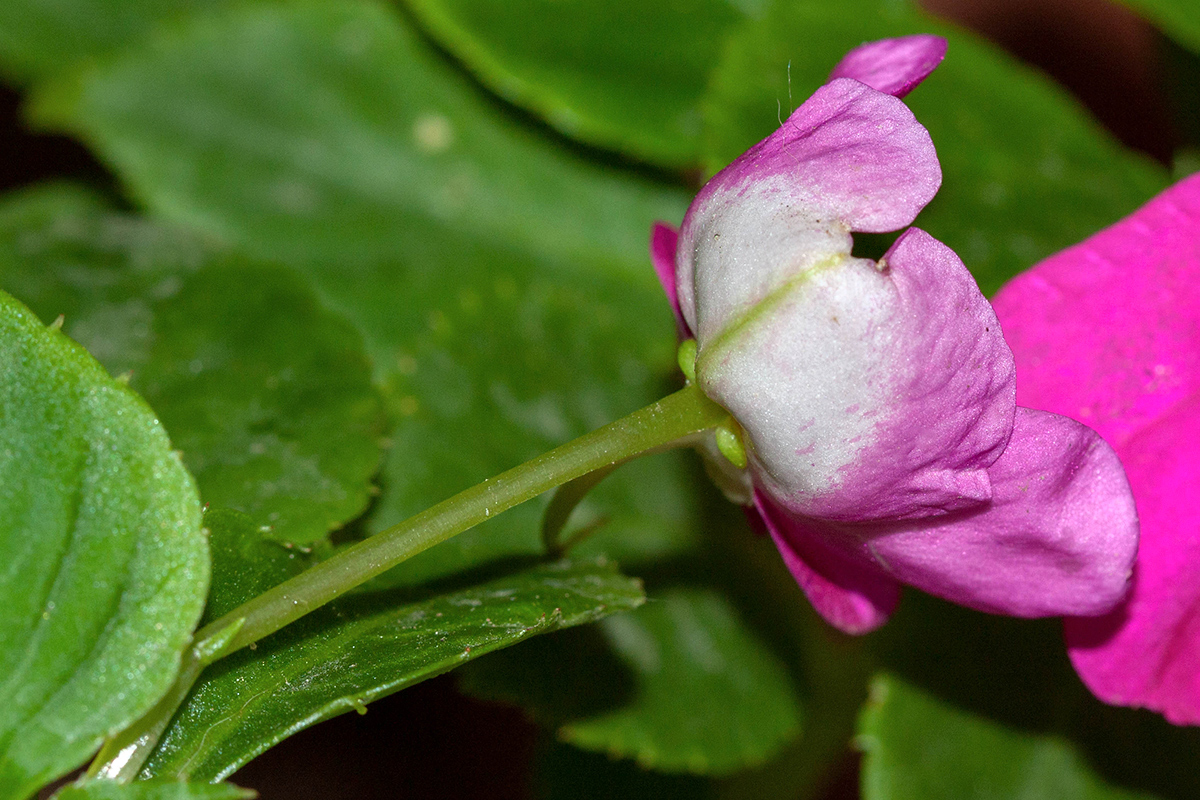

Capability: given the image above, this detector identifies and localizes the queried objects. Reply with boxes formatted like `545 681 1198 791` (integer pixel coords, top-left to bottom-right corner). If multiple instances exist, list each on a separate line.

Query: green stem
90 383 726 781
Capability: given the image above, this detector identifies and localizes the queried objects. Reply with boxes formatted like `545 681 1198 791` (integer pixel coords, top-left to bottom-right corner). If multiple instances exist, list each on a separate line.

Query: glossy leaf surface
142 559 645 781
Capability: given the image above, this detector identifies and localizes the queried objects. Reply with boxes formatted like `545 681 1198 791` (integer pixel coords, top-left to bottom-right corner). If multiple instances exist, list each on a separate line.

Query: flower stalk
90 382 729 781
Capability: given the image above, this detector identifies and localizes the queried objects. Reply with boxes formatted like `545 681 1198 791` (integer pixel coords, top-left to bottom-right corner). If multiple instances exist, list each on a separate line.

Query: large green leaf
32 0 701 582
0 185 386 544
858 674 1161 800
463 587 801 776
56 780 252 800
0 289 207 799
141 558 645 781
701 0 1168 294
0 0 225 83
401 0 753 167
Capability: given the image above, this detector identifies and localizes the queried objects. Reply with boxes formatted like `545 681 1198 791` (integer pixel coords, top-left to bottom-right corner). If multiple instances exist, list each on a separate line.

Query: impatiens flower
651 35 1139 634
992 173 1200 724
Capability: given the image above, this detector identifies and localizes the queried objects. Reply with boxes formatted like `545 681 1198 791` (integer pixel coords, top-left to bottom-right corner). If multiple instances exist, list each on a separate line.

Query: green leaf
701 0 1169 294
463 587 801 776
141 558 645 781
56 780 253 800
401 0 753 167
0 0 225 83
31 1 687 271
1119 0 1200 55
864 591 1200 800
201 507 308 624
0 289 207 799
32 1 701 581
0 185 386 545
858 674 1162 800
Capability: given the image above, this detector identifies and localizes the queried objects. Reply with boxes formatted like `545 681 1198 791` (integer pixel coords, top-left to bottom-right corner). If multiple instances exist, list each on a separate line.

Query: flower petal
1066 392 1200 724
866 408 1138 617
650 221 688 336
991 173 1200 449
993 173 1200 720
700 227 1014 522
828 34 947 98
676 77 941 338
756 491 900 634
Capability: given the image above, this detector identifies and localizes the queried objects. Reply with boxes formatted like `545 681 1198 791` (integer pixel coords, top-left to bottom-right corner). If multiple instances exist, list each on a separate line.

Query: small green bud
715 417 748 469
677 339 698 382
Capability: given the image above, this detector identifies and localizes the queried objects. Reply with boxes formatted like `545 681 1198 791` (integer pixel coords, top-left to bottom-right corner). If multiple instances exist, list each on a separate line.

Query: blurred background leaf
399 0 754 168
462 587 801 776
858 674 1161 800
0 184 386 545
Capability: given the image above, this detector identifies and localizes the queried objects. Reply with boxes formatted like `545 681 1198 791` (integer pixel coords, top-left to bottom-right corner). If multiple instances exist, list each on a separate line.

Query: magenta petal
829 34 947 98
867 408 1138 617
1066 393 1200 724
991 173 1200 449
993 173 1200 720
650 222 688 336
756 492 900 634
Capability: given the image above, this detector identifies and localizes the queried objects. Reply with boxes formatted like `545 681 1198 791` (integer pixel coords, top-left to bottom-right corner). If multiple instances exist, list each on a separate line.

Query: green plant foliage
0 289 207 800
858 674 1161 800
0 0 228 83
701 0 1168 294
31 0 702 582
55 780 253 800
141 558 645 781
0 185 386 544
201 507 309 624
462 587 801 776
1119 0 1200 55
401 0 753 167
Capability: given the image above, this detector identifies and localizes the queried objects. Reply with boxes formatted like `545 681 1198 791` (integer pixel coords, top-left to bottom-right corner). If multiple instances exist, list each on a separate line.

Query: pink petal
755 492 900 634
707 227 1014 522
993 173 1200 721
991 173 1200 449
866 408 1138 617
675 77 941 336
1065 395 1200 723
829 34 948 98
649 222 689 337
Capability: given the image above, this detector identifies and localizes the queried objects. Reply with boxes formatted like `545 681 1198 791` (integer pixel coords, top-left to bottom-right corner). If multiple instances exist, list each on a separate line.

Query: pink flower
992 173 1200 724
652 36 1139 634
